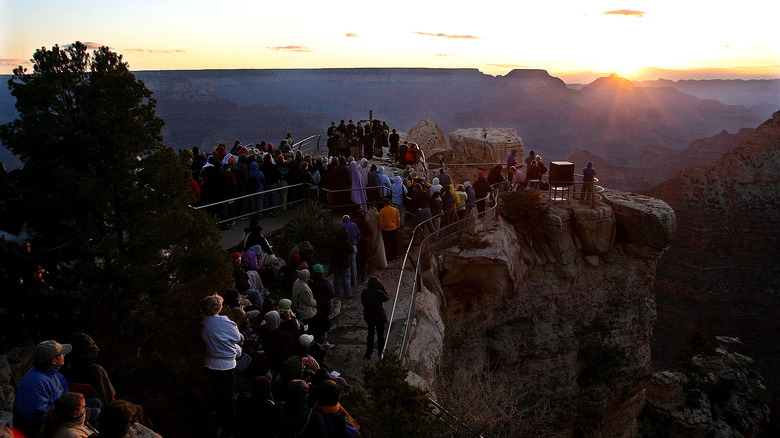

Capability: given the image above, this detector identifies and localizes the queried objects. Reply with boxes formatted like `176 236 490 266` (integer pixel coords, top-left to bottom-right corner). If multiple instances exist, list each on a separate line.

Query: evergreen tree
0 42 231 434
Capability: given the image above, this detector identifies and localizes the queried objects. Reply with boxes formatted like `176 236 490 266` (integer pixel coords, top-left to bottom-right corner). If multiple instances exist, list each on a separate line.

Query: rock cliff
642 110 780 427
405 191 675 436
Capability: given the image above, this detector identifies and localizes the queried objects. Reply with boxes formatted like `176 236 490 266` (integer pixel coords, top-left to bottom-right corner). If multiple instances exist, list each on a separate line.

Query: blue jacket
14 367 70 422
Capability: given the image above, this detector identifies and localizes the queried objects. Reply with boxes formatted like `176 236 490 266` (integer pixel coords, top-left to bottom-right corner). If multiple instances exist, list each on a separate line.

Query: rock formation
639 338 770 437
445 128 524 182
642 111 780 426
406 119 447 157
405 190 675 436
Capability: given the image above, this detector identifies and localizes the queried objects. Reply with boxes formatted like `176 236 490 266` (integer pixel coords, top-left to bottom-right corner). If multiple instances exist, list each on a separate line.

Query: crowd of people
7 122 603 438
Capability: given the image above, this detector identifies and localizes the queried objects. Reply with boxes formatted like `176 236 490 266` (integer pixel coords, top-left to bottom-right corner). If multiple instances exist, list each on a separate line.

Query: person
473 172 491 219
378 197 401 262
388 129 400 158
365 164 382 206
440 187 456 229
247 160 265 216
361 276 390 360
430 191 443 231
330 228 354 299
390 176 407 228
60 333 116 407
511 165 526 191
201 294 244 438
464 181 476 216
365 204 388 270
436 167 452 187
429 177 442 198
278 380 327 437
97 399 161 438
581 161 597 205
13 340 76 437
312 379 360 437
507 148 519 180
235 377 279 438
352 209 372 285
338 214 361 287
309 264 335 348
525 150 536 167
454 185 468 221
526 159 541 191
348 160 367 210
410 183 435 235
487 164 504 189
44 392 98 438
292 269 317 327
261 153 281 216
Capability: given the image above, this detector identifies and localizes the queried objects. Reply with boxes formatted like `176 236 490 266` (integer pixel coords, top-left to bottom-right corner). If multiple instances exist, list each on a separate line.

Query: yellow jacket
378 204 400 231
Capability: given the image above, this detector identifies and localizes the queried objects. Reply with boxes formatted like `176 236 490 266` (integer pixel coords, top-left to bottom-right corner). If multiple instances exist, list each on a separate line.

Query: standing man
473 171 491 219
581 161 597 206
338 214 361 287
378 197 401 262
361 276 390 360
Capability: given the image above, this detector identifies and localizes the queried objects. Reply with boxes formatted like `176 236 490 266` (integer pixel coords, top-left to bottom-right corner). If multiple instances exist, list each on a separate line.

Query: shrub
272 200 337 262
498 190 549 232
341 351 443 437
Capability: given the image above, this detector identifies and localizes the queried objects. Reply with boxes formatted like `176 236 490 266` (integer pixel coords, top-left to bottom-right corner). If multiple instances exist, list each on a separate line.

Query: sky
1 0 779 83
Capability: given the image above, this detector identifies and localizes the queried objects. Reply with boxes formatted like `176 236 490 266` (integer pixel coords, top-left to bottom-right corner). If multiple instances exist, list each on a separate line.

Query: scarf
315 402 360 430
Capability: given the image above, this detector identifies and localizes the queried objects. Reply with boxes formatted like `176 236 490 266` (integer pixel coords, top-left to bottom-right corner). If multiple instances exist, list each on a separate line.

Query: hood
432 178 439 185
297 269 310 282
378 166 385 175
367 276 384 291
250 162 260 172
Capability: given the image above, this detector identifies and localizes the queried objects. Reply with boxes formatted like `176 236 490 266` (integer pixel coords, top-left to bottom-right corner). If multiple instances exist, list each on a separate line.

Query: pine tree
0 42 231 434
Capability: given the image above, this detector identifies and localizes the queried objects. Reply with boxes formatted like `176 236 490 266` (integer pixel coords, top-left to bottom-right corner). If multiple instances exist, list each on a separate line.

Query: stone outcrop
448 128 523 165
406 119 447 158
640 344 770 436
405 192 675 436
642 111 780 425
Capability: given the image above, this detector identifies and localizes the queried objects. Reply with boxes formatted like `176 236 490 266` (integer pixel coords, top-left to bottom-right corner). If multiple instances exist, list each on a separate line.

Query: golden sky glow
1 0 778 82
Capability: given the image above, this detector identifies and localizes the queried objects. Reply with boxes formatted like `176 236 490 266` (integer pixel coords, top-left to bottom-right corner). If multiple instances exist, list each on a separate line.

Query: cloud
124 48 186 54
0 58 27 67
414 32 480 40
437 53 453 57
345 33 359 38
603 10 646 17
64 41 106 50
266 46 313 52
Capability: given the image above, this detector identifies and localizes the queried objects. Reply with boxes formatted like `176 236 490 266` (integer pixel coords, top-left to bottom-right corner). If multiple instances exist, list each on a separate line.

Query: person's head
587 161 593 168
535 155 542 163
457 185 464 192
313 379 341 407
342 214 351 223
510 166 516 173
529 150 535 156
382 197 391 206
413 183 422 192
478 171 484 178
335 227 348 240
33 340 72 369
52 392 86 421
203 294 224 316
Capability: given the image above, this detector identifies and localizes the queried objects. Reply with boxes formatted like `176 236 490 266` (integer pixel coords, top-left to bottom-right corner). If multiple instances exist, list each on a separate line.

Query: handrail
384 183 503 360
192 183 307 223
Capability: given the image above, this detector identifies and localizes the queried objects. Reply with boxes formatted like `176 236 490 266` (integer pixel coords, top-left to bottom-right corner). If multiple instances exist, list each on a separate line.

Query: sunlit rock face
406 119 447 158
642 111 780 426
406 192 675 436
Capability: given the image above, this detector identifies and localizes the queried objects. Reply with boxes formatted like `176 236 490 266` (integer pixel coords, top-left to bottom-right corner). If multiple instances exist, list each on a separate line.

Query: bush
272 200 337 262
341 352 443 437
498 190 549 231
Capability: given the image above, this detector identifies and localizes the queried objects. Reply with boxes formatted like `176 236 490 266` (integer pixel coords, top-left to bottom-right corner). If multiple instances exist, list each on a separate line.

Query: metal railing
192 183 309 224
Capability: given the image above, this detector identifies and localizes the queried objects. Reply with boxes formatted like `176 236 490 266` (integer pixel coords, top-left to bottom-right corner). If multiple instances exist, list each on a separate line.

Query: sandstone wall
405 193 675 436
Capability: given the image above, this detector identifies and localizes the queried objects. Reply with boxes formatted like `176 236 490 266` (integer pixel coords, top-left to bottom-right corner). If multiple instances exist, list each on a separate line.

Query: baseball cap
34 340 72 362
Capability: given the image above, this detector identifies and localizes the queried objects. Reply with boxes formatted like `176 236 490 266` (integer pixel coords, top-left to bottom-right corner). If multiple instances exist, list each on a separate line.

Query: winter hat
231 252 242 261
279 299 295 316
478 172 484 178
464 181 471 188
299 334 314 348
312 264 324 273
